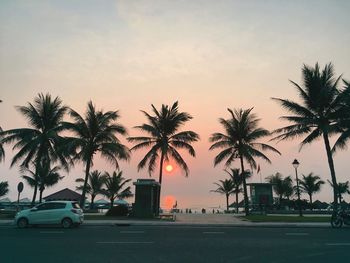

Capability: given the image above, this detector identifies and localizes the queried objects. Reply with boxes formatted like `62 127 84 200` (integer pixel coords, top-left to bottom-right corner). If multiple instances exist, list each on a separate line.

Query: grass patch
240 215 331 223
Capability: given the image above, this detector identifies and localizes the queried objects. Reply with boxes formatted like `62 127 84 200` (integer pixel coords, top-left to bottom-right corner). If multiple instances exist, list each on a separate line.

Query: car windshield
72 202 81 209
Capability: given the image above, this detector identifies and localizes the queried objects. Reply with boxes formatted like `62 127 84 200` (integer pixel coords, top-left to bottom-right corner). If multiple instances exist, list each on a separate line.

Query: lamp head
292 159 300 169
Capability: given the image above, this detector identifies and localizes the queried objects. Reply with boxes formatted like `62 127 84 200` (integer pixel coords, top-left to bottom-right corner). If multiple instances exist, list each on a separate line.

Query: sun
165 164 173 172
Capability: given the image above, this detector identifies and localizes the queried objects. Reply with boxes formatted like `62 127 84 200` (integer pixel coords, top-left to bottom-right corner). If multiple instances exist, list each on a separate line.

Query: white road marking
96 241 154 244
203 231 224 234
40 231 64 234
326 243 350 246
285 233 309 236
120 231 145 234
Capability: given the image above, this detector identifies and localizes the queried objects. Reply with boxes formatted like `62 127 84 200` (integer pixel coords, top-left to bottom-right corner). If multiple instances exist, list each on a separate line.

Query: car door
49 202 67 224
28 203 50 224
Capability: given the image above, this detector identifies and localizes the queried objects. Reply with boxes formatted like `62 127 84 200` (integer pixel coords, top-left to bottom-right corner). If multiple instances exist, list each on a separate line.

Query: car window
72 202 81 209
36 204 47 210
53 203 66 209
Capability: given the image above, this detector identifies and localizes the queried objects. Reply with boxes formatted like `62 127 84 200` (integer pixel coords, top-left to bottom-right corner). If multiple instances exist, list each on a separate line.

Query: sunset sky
1 0 350 210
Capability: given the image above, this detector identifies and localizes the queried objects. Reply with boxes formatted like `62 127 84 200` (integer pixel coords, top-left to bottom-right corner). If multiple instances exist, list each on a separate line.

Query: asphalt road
0 225 349 263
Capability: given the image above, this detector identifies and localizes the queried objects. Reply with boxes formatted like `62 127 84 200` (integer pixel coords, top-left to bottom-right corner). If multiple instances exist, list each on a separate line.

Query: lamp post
292 159 302 216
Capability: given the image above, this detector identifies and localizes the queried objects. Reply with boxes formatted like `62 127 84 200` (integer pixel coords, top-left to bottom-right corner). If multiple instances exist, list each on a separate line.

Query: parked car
14 201 84 229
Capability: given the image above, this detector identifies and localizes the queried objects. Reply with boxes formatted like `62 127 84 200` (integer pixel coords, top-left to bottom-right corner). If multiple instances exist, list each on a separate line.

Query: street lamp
292 159 302 216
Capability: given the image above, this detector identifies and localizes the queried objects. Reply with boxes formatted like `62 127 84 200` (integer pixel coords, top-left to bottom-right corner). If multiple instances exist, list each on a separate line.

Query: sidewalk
1 213 331 228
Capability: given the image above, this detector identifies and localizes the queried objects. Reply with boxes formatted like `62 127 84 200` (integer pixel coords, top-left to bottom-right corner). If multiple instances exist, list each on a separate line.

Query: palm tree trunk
39 189 43 203
239 156 249 216
31 184 38 206
235 190 239 214
90 195 95 210
110 197 114 209
322 132 338 212
309 194 313 210
80 157 92 208
156 152 165 216
226 194 229 212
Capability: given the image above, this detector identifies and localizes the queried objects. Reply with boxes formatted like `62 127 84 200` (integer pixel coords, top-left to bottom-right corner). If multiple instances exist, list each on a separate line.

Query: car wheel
17 218 28 229
61 218 73 229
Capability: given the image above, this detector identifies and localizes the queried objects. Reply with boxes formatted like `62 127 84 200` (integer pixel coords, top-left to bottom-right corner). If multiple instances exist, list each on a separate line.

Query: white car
14 201 84 229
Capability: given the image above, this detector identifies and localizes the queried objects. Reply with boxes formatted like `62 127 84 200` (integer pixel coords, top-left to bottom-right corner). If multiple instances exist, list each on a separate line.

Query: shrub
105 205 128 216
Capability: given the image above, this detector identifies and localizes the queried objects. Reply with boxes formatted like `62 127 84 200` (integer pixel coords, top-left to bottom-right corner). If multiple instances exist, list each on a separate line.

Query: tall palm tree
0 181 9 198
128 101 199 213
299 173 325 208
22 163 63 203
266 173 293 207
76 170 107 209
211 179 235 212
272 63 344 211
0 93 68 204
209 108 281 215
225 168 251 213
62 101 130 207
102 170 133 208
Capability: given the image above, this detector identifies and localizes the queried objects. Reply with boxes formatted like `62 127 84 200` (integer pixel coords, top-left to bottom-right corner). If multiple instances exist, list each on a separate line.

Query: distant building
44 188 82 202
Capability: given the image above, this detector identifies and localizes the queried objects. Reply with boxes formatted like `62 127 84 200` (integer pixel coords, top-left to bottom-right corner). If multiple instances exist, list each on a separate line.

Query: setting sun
165 164 173 172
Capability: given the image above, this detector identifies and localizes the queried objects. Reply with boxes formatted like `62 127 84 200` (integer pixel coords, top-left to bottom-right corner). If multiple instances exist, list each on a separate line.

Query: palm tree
211 179 235 212
266 173 293 207
62 101 130 208
299 173 325 208
225 168 251 213
128 101 199 213
209 108 281 215
0 181 9 198
22 163 63 203
102 170 133 208
76 170 107 209
0 93 68 204
329 180 350 204
272 63 344 211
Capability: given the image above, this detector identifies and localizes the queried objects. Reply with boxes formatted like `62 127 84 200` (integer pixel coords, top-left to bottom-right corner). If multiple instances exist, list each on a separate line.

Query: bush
105 205 129 217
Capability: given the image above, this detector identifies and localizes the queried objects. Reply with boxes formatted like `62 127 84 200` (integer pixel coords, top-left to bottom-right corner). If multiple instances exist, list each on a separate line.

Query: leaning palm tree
0 181 9 198
102 170 133 208
299 173 325 208
76 170 107 209
0 93 69 204
210 108 281 215
272 63 344 211
211 179 235 212
128 101 199 213
62 101 130 208
266 173 293 207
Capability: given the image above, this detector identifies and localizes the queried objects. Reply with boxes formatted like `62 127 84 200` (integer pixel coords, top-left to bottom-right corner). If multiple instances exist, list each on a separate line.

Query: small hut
44 188 82 202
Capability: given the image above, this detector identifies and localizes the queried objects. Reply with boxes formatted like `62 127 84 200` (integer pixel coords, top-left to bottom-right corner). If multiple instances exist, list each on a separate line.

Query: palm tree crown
211 179 235 212
272 63 344 210
299 173 325 206
76 170 107 209
102 170 133 208
209 108 280 215
266 173 293 206
128 101 199 183
0 93 68 204
62 101 130 207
